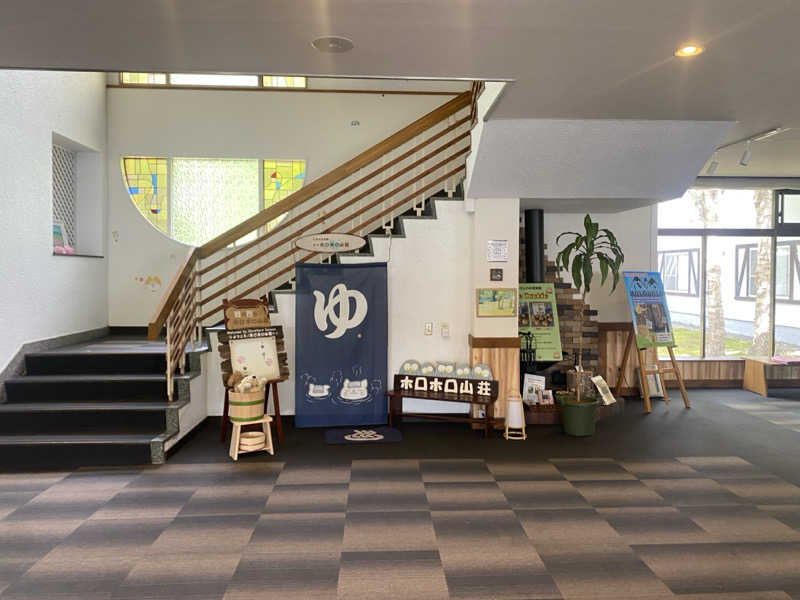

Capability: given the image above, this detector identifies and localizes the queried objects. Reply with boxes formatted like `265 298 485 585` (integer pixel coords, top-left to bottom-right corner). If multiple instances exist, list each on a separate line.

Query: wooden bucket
239 431 266 449
228 390 265 422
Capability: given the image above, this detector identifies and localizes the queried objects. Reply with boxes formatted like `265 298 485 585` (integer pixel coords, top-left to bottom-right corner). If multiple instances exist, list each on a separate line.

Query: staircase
148 83 484 398
0 336 202 469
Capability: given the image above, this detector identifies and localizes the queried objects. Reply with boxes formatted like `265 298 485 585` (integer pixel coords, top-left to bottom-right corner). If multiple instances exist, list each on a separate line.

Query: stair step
0 402 171 435
4 374 173 403
0 434 156 469
26 351 167 375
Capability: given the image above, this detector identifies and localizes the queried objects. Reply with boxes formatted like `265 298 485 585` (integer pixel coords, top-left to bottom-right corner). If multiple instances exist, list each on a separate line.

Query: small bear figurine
235 374 268 393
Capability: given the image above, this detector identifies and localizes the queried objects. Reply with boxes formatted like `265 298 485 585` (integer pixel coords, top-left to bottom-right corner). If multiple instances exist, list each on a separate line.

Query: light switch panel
441 323 450 338
424 322 433 336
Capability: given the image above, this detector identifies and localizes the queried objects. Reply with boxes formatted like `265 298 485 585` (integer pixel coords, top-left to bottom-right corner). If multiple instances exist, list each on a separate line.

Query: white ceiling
3 0 800 176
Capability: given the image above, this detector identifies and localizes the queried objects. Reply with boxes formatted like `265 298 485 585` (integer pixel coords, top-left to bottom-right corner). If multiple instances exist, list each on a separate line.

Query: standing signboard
518 282 563 361
622 271 675 348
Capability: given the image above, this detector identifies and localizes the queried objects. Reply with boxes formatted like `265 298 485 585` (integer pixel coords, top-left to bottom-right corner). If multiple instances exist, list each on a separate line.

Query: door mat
324 426 402 445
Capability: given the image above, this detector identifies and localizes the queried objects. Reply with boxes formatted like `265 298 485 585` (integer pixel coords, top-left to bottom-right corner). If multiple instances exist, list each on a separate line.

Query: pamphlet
590 375 617 406
522 374 546 405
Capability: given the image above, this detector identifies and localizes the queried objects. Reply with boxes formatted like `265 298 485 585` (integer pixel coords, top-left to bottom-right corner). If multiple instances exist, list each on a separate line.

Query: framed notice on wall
487 240 509 262
518 283 562 360
622 271 675 348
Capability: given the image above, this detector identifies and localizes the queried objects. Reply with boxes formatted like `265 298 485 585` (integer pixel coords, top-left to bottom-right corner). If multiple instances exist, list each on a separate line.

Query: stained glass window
171 158 259 246
120 73 167 85
262 76 306 88
263 159 306 230
121 157 168 234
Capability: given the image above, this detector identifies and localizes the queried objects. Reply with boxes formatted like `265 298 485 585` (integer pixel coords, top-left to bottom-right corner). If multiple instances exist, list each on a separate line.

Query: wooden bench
385 374 500 437
743 357 800 397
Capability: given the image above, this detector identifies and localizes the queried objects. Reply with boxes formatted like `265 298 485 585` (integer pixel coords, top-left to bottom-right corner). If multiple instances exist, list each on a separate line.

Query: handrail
147 246 198 339
198 115 472 278
197 90 471 258
197 137 471 299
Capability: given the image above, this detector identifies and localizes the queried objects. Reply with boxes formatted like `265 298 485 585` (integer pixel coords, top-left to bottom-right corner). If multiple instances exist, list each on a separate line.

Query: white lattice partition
52 144 77 246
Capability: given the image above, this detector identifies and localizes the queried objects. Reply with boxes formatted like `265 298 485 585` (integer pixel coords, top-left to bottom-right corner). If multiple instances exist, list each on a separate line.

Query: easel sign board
518 283 563 360
622 271 675 348
228 327 282 382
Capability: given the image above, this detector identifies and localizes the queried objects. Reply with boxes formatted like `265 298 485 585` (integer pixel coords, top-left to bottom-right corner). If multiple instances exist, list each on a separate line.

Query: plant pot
558 396 600 437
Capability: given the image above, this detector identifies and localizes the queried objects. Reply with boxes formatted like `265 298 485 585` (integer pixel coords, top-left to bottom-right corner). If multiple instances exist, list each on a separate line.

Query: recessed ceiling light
311 36 354 53
675 43 704 57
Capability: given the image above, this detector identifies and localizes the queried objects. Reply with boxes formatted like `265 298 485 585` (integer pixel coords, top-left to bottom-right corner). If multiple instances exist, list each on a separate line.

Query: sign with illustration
228 327 282 382
623 271 675 348
518 283 562 360
476 288 517 317
294 263 388 427
295 233 367 254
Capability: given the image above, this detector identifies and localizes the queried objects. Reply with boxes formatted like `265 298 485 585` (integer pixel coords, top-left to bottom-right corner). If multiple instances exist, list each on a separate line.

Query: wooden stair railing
148 83 484 399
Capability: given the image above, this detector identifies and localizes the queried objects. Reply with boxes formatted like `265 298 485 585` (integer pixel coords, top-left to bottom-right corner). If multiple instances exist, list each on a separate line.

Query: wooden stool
220 380 284 445
229 415 274 461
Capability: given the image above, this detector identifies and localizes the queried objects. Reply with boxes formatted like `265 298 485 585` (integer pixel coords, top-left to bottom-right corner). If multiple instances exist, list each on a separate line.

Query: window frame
734 240 800 304
118 72 307 90
121 156 306 246
658 189 787 358
657 248 700 297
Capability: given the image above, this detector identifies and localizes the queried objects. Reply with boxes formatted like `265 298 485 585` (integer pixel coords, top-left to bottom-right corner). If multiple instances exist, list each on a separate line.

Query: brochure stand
614 324 690 413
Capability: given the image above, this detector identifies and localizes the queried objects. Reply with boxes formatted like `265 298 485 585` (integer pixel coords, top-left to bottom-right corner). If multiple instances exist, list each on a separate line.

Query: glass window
169 73 259 87
121 157 168 234
706 236 772 358
122 157 305 245
171 158 259 246
262 75 306 88
658 236 702 358
779 192 800 225
120 73 167 85
775 238 800 357
658 188 773 229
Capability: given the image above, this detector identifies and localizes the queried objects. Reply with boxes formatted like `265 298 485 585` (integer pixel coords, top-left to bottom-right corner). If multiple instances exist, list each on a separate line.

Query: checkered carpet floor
2 456 800 599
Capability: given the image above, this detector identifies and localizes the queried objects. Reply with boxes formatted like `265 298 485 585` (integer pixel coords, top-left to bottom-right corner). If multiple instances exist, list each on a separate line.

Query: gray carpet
0 389 799 599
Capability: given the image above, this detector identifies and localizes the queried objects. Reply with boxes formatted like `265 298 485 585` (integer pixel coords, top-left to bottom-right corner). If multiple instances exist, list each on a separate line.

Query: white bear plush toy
235 375 267 393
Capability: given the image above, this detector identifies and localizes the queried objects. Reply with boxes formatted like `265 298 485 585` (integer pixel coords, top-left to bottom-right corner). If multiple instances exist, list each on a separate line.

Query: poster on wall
476 288 517 317
622 271 675 348
294 263 388 428
518 283 563 360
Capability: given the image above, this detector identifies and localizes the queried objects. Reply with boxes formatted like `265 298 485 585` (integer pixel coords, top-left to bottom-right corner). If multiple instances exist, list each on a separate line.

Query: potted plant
555 214 624 436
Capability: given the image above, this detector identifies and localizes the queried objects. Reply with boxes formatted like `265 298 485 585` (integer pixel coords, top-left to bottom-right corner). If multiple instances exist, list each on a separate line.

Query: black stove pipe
524 208 545 283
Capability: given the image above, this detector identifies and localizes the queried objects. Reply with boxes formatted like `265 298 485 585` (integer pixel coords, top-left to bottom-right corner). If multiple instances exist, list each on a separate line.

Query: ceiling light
706 153 718 175
752 127 785 142
311 36 354 53
739 141 752 167
675 44 704 57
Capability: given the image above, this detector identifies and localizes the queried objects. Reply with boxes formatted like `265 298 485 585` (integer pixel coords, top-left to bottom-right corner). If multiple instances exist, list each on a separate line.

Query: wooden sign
392 374 499 403
220 299 289 385
224 299 271 330
295 233 366 253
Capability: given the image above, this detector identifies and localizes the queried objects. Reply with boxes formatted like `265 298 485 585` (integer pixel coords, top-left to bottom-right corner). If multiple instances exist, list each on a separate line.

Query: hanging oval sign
295 233 367 253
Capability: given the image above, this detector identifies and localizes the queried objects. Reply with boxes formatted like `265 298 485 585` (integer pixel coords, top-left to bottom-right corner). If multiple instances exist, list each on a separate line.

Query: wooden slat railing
148 83 484 398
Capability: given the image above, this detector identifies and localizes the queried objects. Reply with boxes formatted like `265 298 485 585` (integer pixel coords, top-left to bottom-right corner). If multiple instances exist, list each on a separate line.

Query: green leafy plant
555 214 624 400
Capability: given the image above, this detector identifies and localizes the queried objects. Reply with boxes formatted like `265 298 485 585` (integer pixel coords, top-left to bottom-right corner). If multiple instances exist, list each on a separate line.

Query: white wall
471 198 521 336
106 88 452 325
204 199 474 416
0 70 107 371
543 205 657 321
